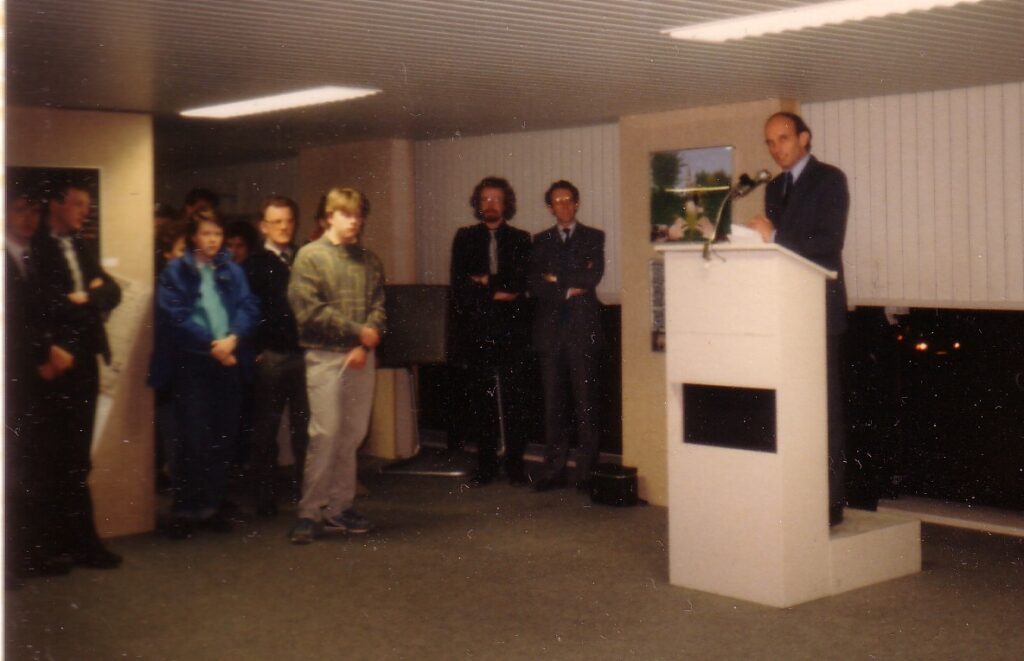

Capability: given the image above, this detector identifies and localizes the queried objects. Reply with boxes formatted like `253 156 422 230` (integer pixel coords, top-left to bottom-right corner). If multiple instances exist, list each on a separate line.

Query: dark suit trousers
5 371 53 569
172 354 242 517
539 338 601 482
40 352 105 557
250 349 310 502
453 363 529 477
828 333 846 509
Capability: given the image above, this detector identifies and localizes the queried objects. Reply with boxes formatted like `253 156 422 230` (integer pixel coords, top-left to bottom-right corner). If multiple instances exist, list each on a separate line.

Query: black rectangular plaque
683 383 777 453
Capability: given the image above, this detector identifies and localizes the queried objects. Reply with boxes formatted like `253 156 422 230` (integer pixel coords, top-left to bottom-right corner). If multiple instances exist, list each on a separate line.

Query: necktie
279 249 292 266
488 230 498 275
21 250 33 279
562 228 571 243
59 236 86 292
782 171 794 209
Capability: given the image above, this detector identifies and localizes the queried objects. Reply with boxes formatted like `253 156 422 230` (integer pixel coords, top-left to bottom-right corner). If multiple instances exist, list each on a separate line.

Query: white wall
805 81 1024 310
414 123 621 301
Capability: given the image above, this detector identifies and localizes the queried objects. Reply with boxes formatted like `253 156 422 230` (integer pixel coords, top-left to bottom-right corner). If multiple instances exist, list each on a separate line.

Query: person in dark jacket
449 177 532 487
31 178 123 569
153 208 260 538
244 195 309 517
747 111 850 526
529 180 606 491
5 186 74 581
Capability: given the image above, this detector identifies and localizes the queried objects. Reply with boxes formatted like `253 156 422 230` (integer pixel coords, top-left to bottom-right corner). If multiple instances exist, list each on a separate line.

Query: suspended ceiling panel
7 0 1023 165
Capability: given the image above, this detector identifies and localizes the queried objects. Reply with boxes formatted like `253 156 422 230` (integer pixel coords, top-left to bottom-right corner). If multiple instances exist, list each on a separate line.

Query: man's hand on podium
746 215 775 243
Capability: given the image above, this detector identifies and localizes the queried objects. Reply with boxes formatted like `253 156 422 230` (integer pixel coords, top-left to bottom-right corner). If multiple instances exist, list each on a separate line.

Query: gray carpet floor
6 463 1024 660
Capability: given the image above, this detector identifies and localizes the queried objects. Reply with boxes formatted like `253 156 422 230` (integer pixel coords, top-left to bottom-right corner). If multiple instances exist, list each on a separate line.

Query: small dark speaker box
589 463 639 507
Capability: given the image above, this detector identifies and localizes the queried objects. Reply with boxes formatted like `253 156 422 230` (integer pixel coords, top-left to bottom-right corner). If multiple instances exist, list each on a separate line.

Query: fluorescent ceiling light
181 85 380 119
662 0 983 42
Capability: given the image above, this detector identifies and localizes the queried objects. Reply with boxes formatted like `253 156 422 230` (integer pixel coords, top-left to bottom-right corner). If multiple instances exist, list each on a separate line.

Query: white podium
657 244 919 607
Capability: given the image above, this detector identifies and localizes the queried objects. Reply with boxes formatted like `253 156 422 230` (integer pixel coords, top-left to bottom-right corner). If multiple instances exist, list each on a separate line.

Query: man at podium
747 112 850 526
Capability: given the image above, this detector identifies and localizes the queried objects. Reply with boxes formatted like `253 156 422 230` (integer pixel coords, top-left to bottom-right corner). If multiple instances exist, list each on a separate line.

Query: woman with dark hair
224 220 261 265
152 209 259 537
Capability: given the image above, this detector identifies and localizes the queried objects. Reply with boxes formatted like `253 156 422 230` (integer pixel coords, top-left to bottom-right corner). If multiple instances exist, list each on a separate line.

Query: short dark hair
224 219 261 250
470 177 516 221
51 178 90 203
156 219 189 255
185 187 220 209
259 195 299 221
768 111 813 151
185 208 225 247
544 180 580 206
7 180 38 206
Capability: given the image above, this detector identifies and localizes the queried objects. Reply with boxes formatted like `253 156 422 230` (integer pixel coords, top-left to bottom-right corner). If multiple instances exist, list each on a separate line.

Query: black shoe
289 518 318 545
466 472 496 489
18 554 74 577
199 511 234 533
533 474 568 492
167 518 193 540
506 465 529 486
829 504 845 528
72 547 122 570
256 498 279 518
322 509 372 535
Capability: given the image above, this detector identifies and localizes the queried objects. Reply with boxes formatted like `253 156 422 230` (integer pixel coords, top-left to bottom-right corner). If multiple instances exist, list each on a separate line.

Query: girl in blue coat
153 209 259 537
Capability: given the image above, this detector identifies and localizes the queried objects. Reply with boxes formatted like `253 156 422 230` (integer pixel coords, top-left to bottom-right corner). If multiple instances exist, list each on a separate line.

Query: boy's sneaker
289 518 318 545
322 509 371 534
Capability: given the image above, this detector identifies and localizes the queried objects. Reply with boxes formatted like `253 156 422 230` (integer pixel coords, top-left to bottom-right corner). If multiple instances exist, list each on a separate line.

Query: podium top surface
654 242 837 279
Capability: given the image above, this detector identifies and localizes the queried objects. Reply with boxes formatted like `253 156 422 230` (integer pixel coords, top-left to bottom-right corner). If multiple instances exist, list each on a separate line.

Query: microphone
731 170 772 199
703 169 773 260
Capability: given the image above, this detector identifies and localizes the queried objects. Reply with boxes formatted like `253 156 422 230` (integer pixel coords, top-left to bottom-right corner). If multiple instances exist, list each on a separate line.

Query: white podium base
828 509 921 597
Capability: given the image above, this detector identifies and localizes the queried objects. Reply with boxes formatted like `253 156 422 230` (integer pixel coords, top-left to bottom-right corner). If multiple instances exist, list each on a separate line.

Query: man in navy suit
5 186 75 580
529 180 605 491
748 112 850 526
32 179 124 567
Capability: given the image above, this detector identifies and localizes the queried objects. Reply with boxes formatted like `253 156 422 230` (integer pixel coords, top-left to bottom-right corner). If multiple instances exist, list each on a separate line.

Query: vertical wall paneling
949 89 972 302
984 84 1006 302
852 98 874 299
414 124 621 300
836 99 860 300
1005 84 1024 301
899 93 921 302
916 92 937 301
933 91 955 301
883 95 902 300
805 81 1024 309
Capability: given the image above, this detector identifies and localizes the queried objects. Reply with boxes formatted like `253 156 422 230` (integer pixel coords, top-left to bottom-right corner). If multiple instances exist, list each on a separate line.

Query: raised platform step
877 496 1024 538
829 508 921 597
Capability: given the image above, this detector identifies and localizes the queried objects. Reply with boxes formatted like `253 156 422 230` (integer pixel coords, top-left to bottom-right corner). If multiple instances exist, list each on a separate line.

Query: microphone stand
702 188 737 262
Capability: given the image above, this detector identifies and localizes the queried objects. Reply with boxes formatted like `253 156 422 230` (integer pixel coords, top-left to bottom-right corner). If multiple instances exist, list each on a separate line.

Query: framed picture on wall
650 146 733 243
7 166 101 243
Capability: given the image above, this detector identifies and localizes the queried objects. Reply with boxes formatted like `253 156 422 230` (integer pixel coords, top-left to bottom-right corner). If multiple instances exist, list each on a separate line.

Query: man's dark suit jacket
244 246 300 355
31 231 122 362
5 248 48 400
528 222 605 353
449 221 532 366
765 155 849 335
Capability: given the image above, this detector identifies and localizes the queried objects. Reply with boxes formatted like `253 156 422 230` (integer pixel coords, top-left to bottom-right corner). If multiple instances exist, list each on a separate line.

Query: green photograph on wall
650 146 732 243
